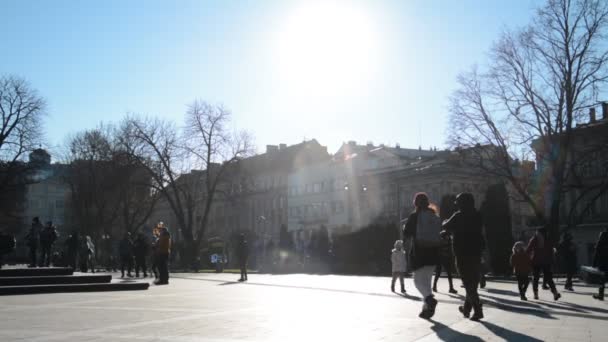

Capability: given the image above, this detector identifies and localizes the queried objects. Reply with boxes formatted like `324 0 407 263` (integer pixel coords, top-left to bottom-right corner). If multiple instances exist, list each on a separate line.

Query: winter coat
157 229 171 255
510 250 532 275
391 249 407 272
442 210 484 258
593 232 608 272
403 209 440 270
557 240 577 273
526 233 554 266
39 227 57 247
237 239 249 264
119 238 133 257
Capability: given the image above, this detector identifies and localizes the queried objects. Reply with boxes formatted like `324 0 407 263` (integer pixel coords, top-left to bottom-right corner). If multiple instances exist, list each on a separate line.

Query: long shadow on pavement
427 319 484 342
480 321 544 342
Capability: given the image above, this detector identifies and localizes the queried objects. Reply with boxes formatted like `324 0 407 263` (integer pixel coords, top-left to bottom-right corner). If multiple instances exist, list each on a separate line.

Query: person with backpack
442 193 485 321
39 221 57 267
403 192 442 319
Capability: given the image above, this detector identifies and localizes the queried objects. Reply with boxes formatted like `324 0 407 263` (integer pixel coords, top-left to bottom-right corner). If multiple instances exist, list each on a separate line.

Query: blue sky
0 0 539 156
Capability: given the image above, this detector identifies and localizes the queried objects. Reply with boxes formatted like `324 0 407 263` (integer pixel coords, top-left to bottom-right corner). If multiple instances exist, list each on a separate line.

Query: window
313 183 321 193
55 199 64 209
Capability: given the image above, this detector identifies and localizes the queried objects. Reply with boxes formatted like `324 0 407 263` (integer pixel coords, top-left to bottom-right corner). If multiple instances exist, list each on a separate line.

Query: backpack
416 210 442 246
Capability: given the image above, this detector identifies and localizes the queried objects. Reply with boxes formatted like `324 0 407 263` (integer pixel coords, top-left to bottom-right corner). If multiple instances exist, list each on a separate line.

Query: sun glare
276 2 378 96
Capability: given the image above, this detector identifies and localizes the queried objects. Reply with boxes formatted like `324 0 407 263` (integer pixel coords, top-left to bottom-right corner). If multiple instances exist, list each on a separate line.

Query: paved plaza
0 272 607 341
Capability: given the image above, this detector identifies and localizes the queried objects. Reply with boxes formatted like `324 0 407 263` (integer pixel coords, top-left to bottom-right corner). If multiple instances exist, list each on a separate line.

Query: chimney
602 102 608 120
590 107 597 123
266 145 278 153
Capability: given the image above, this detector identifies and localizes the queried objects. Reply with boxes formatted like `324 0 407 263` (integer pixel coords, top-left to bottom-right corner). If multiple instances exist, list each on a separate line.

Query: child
511 241 532 300
391 240 407 293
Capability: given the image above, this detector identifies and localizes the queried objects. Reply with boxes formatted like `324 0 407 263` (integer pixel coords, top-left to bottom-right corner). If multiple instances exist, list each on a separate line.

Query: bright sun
276 2 378 96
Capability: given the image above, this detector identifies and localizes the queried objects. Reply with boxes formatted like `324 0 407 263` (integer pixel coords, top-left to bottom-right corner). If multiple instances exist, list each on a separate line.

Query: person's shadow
480 321 544 341
428 319 484 341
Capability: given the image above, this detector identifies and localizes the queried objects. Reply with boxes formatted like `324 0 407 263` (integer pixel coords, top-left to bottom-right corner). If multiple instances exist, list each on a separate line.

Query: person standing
237 234 249 282
511 241 532 300
433 234 457 294
66 231 79 270
403 192 442 319
119 232 134 278
155 226 171 285
557 232 577 291
39 221 57 267
391 240 407 293
133 232 149 278
592 229 608 300
26 217 43 267
442 193 485 321
527 226 561 301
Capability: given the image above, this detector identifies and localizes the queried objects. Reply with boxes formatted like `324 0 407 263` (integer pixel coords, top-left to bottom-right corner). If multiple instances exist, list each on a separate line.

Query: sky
0 0 540 157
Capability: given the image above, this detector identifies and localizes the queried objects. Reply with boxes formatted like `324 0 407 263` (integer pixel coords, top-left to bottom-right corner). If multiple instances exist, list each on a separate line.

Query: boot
449 287 458 294
470 303 484 321
533 291 539 300
419 295 438 319
553 290 561 301
593 287 605 301
459 301 472 318
391 285 395 292
432 285 437 293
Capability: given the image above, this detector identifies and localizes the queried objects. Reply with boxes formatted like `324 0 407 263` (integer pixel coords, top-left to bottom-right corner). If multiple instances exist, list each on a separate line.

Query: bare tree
0 75 46 195
126 101 253 266
448 0 608 237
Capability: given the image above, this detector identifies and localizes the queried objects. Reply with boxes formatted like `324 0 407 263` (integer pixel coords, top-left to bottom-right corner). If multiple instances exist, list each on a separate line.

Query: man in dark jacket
26 217 43 267
119 232 134 278
133 232 149 278
442 193 485 321
66 231 79 270
593 229 608 300
237 234 249 282
39 221 57 267
557 232 577 291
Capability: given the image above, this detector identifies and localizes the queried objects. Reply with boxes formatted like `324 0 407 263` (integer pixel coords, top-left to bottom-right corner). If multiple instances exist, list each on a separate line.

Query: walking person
592 229 608 300
403 192 442 319
557 232 577 291
39 221 57 267
84 235 96 273
26 217 43 267
433 234 457 294
133 232 149 278
119 232 134 278
511 241 532 300
442 193 485 321
391 240 407 293
237 234 249 282
154 226 171 285
527 226 561 301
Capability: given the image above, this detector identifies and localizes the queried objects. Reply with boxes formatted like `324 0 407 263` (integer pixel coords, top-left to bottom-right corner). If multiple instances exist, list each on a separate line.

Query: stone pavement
0 272 606 341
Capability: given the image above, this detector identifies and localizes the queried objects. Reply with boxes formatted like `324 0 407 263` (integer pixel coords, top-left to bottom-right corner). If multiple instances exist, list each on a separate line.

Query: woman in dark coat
527 226 560 301
442 193 485 321
593 229 608 300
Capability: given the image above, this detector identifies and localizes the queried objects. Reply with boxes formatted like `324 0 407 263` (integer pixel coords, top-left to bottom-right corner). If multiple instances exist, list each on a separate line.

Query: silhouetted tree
448 0 608 238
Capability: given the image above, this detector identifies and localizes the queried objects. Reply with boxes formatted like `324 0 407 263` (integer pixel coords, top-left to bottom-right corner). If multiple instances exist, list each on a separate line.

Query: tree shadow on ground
480 321 544 341
427 319 484 342
538 299 608 314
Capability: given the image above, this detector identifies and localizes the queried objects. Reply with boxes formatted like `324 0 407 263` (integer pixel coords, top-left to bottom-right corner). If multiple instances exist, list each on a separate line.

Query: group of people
397 192 486 320
392 191 608 321
118 223 172 285
25 217 58 268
